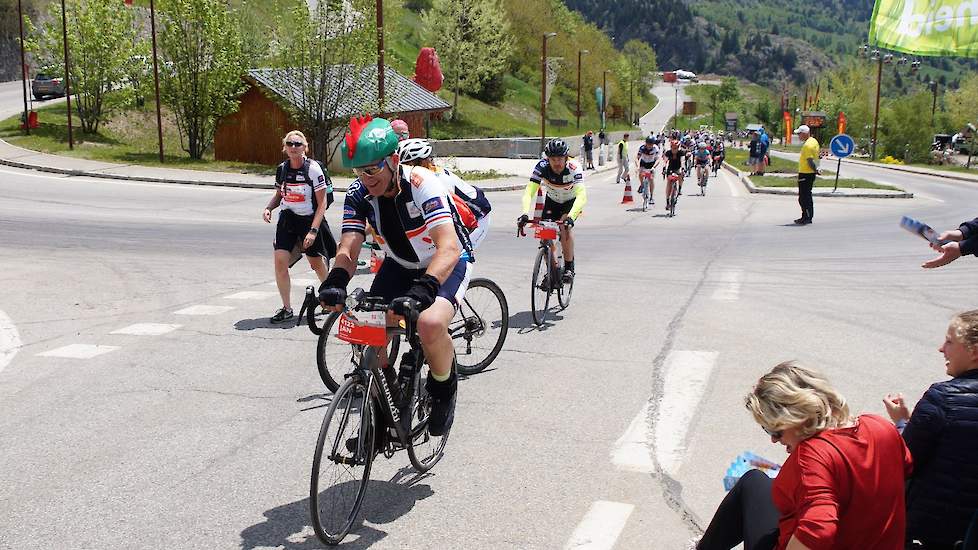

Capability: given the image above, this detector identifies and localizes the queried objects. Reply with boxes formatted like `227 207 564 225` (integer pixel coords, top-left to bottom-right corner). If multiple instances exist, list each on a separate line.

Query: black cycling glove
391 274 440 317
318 267 352 307
517 214 529 225
563 217 575 228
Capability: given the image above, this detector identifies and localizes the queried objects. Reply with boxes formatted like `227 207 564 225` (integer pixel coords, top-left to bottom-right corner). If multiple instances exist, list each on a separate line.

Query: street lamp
930 80 939 128
870 48 883 161
540 32 557 153
602 69 610 131
576 49 589 130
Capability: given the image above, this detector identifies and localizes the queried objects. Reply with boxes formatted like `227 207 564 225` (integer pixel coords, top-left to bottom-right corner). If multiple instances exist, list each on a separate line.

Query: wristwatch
309 227 319 234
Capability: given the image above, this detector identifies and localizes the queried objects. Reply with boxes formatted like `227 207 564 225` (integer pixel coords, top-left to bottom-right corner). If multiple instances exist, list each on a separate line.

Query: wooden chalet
214 65 451 168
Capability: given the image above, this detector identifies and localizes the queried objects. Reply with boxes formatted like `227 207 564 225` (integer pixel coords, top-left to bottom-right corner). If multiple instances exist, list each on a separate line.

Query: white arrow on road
0 309 22 375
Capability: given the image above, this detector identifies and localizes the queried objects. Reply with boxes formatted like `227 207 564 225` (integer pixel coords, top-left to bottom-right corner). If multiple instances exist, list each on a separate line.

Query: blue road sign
830 134 855 158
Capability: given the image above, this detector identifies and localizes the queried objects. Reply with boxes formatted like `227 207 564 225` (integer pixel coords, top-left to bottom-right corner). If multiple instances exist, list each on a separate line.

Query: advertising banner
869 0 978 56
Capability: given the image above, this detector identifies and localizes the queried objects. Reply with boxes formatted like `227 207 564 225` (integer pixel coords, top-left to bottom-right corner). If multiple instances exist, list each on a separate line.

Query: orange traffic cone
532 187 545 222
621 175 634 204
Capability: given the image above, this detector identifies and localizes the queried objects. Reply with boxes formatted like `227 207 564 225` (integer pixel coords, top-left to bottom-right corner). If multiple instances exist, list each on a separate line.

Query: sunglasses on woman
286 141 305 147
353 157 387 177
762 426 783 441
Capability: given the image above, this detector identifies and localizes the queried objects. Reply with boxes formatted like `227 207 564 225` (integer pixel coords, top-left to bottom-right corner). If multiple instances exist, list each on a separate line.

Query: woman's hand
937 229 964 243
302 231 316 250
262 207 272 223
923 241 962 269
883 393 911 423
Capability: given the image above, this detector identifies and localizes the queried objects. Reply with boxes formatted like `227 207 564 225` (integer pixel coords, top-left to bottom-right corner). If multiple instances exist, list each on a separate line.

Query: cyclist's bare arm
424 224 462 284
332 232 365 282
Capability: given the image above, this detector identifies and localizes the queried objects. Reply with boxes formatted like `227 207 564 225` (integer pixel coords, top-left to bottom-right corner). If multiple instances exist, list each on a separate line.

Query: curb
721 162 914 199
0 154 534 193
831 156 978 185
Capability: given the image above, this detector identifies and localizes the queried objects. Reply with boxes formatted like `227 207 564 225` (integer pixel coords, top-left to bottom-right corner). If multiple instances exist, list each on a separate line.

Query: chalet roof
246 65 450 117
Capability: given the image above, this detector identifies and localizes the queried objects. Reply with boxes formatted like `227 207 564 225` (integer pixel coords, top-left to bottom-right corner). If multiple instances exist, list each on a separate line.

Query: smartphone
900 216 952 246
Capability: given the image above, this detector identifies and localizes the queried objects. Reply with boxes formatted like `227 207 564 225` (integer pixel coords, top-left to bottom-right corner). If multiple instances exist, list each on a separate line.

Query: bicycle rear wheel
407 362 450 472
310 375 375 545
530 247 551 326
452 278 509 376
557 264 574 310
317 313 400 392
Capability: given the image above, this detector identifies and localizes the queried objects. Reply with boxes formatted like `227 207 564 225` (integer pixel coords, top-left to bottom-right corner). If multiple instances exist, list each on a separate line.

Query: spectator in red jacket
694 361 913 550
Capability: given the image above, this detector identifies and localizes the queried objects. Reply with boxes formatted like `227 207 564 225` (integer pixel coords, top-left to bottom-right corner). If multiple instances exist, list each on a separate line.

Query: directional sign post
829 134 855 193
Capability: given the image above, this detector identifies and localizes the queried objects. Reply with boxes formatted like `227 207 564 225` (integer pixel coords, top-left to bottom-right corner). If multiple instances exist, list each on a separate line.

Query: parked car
31 73 65 100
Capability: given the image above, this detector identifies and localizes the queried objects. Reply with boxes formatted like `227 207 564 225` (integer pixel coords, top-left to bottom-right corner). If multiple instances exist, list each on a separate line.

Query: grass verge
748 175 902 191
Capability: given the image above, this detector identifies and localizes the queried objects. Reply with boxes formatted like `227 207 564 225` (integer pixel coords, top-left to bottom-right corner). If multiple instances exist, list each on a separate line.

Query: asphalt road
1 151 976 549
0 79 66 122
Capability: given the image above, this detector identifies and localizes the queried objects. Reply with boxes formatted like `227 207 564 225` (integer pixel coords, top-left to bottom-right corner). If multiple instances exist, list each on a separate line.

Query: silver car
31 73 66 100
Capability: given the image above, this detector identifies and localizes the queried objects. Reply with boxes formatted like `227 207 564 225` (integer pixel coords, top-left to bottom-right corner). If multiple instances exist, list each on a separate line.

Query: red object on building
413 47 443 93
124 0 133 5
663 71 677 83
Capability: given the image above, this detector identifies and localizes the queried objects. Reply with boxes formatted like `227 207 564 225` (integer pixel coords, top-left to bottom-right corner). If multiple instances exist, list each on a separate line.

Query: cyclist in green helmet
318 115 472 437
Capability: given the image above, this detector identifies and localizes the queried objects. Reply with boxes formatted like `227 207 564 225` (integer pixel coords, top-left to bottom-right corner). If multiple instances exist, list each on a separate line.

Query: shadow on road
234 317 296 331
509 310 564 333
239 468 435 550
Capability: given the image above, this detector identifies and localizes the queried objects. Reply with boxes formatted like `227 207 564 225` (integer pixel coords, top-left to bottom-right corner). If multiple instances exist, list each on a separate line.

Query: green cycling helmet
341 115 399 168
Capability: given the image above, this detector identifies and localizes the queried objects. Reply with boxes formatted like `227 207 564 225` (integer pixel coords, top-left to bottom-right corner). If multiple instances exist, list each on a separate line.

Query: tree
879 91 933 162
946 73 978 133
622 39 657 89
271 0 377 162
422 0 513 119
27 0 139 133
158 0 245 159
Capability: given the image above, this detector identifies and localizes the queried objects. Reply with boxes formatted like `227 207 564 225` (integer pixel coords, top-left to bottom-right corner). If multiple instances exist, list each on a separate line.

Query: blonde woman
884 310 978 549
695 362 912 550
262 130 335 323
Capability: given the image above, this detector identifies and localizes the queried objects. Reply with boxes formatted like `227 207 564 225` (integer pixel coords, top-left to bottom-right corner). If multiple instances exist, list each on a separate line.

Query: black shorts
369 257 472 306
273 209 336 258
542 196 575 221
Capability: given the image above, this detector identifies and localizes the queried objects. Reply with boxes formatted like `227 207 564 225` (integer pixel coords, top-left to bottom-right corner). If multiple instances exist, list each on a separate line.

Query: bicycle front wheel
407 361 450 472
452 278 509 375
310 375 375 545
317 313 400 392
530 247 551 326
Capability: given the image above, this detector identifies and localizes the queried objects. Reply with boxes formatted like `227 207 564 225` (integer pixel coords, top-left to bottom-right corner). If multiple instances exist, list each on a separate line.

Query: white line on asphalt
711 270 743 301
110 323 182 336
0 309 22 375
267 278 320 287
564 500 635 550
611 403 654 473
655 350 718 478
37 344 120 359
173 305 235 315
223 291 279 300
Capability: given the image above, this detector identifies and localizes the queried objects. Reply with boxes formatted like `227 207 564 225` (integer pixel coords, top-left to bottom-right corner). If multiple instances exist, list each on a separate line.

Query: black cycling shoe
425 372 457 437
270 307 294 324
539 274 551 292
562 268 575 284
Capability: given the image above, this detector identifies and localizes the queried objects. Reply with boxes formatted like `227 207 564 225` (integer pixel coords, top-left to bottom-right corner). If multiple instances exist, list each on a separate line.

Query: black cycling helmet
544 138 569 157
645 136 655 144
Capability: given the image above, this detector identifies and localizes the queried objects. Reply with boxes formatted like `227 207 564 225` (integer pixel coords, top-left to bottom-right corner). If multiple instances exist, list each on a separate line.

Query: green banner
869 0 978 57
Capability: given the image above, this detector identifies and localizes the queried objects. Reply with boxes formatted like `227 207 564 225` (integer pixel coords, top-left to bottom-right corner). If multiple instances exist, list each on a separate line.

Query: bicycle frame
534 221 565 286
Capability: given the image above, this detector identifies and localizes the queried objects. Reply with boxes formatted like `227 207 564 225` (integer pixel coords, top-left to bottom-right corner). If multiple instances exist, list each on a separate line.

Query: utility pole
376 0 385 111
149 0 164 162
602 70 609 130
576 49 589 130
59 0 73 149
541 33 556 153
17 0 29 135
870 53 883 162
930 81 938 127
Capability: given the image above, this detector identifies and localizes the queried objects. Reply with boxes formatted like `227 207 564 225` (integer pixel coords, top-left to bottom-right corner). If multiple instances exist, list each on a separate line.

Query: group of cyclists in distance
633 129 726 212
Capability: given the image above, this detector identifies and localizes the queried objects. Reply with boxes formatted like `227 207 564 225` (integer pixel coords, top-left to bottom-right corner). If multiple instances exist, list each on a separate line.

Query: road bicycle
697 162 710 195
712 153 724 176
518 220 573 325
638 168 655 212
299 274 509 390
309 289 448 545
665 171 682 217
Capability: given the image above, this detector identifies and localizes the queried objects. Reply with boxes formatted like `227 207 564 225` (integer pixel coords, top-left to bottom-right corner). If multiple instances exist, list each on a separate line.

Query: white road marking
267 278 320 287
655 351 718 478
110 323 182 336
37 344 120 359
611 403 654 473
564 500 635 550
711 270 743 301
173 305 235 315
0 309 22 374
223 291 279 300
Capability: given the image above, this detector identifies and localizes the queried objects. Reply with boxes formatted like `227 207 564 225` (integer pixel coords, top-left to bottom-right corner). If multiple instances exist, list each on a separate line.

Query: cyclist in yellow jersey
517 138 587 282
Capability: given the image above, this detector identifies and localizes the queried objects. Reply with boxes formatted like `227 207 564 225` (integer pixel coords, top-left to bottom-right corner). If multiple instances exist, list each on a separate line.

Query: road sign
830 134 855 158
